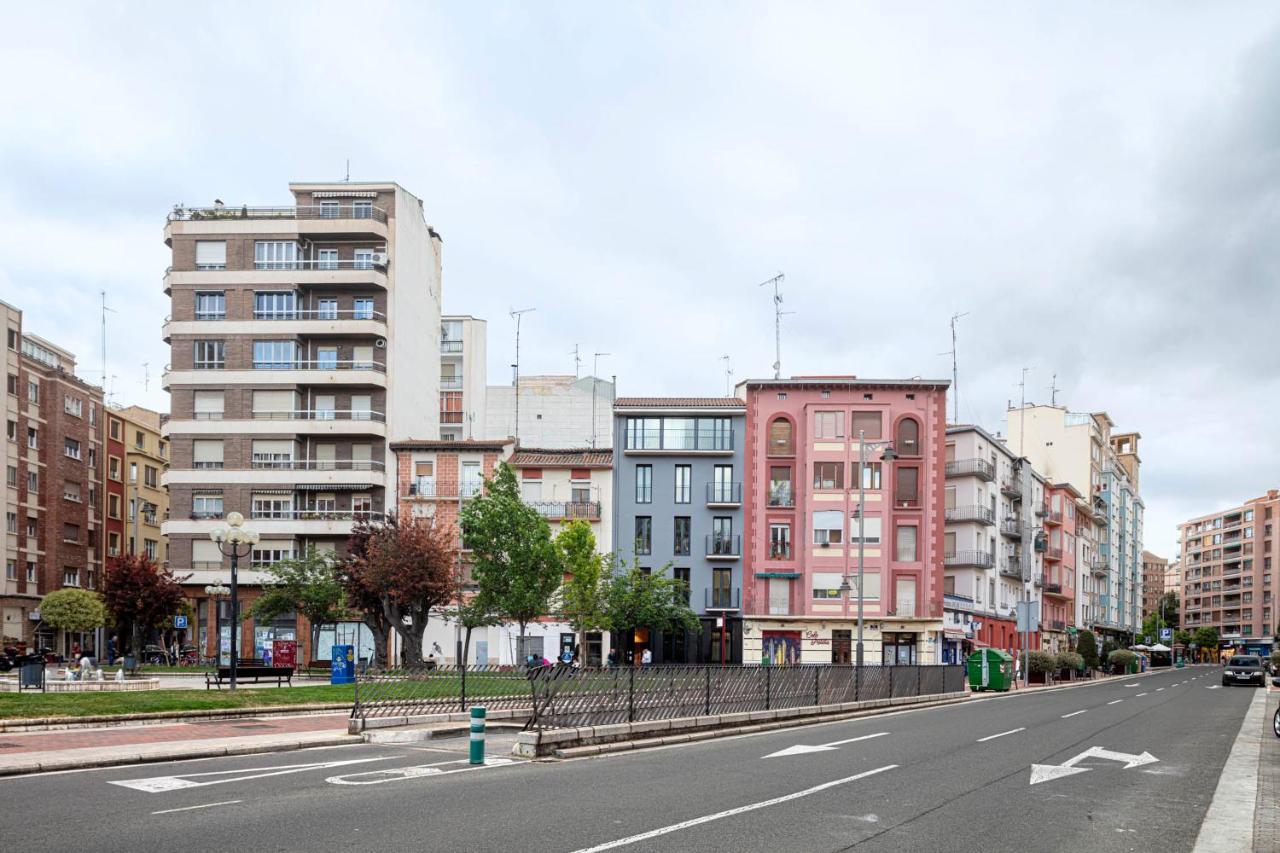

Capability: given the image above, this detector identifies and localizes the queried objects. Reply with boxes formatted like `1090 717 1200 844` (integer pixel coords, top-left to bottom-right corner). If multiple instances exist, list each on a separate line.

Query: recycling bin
967 649 1015 692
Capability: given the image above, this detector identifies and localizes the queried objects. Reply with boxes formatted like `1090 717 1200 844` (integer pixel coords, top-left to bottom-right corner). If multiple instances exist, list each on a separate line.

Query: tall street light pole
209 511 259 691
841 431 897 668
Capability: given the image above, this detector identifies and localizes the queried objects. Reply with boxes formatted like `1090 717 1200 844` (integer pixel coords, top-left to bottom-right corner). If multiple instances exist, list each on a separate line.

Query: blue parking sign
1160 628 1172 641
174 615 188 629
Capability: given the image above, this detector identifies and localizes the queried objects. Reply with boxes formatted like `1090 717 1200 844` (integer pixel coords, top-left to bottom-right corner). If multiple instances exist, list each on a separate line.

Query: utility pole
591 352 609 448
720 355 733 397
757 273 789 379
1018 366 1032 685
509 308 535 443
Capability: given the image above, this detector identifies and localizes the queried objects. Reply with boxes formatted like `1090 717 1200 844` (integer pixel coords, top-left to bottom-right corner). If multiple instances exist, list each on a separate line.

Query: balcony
944 550 994 569
1044 545 1063 562
169 204 388 224
706 482 743 506
945 458 995 481
408 480 483 498
1000 477 1021 498
164 359 387 390
1000 557 1024 580
1044 508 1063 526
1042 577 1066 596
768 543 793 560
767 483 795 508
624 427 735 454
441 340 463 354
248 459 384 472
706 534 741 560
164 309 389 342
439 376 463 390
1000 518 1021 538
945 505 994 525
530 501 601 521
1046 619 1067 631
705 586 741 611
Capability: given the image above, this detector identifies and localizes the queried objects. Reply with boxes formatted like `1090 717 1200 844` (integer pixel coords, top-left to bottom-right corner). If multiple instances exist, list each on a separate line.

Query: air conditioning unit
820 542 829 548
372 252 389 266
374 338 387 349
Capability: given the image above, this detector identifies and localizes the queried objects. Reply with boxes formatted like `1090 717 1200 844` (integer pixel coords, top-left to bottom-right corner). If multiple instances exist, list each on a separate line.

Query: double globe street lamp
839 431 898 667
209 511 259 690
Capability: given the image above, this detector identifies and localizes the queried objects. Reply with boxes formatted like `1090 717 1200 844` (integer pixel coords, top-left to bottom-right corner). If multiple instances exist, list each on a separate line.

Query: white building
439 315 487 441
484 374 614 449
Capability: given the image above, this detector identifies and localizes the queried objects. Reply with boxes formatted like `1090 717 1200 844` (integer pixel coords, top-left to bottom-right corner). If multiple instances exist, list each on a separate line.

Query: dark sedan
1223 655 1266 686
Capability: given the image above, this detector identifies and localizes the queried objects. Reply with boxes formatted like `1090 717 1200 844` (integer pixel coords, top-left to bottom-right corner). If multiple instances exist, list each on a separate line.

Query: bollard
469 705 486 765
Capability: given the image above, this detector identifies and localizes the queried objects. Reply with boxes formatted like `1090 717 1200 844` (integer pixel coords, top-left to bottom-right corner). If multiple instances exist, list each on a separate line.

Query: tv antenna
720 355 733 396
141 362 150 393
571 343 581 378
591 352 610 448
99 290 116 390
938 312 968 424
344 158 350 182
1047 372 1060 406
758 272 790 379
509 307 535 442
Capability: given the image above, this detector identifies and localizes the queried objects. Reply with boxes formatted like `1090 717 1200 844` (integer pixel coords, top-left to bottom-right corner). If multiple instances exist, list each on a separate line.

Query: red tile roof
613 397 744 408
389 438 513 452
509 448 613 467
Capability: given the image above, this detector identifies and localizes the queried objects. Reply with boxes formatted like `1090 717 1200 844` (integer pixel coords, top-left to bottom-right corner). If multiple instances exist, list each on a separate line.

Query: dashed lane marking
1061 710 1088 718
977 728 1025 742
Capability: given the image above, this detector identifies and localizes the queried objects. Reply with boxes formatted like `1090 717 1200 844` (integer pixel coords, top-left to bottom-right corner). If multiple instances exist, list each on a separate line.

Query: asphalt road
0 665 1254 853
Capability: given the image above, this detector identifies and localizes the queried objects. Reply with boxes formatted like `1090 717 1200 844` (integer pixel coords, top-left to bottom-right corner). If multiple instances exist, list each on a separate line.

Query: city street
0 666 1257 852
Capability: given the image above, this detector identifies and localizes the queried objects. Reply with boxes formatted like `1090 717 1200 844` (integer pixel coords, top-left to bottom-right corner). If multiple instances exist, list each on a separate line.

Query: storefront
744 619 944 665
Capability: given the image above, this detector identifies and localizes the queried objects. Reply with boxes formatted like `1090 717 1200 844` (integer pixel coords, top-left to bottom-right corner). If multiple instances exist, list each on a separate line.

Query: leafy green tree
1193 626 1220 655
1100 638 1118 661
1159 590 1180 629
1076 630 1099 668
251 549 348 661
603 560 701 659
448 594 503 666
462 463 562 661
556 520 608 652
1107 649 1138 673
1173 629 1193 648
39 589 107 635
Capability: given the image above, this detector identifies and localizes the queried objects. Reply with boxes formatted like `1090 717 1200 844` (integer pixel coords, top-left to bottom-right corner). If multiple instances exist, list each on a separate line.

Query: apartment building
1007 405 1144 643
161 182 443 665
612 397 746 664
439 315 487 440
1179 489 1280 655
2 301 105 654
1041 482 1080 653
111 405 169 565
1141 550 1170 620
510 448 613 553
740 378 949 666
487 375 615 449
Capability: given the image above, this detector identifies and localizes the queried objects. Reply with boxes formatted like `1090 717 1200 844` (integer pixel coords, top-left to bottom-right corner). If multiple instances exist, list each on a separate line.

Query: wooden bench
205 658 294 689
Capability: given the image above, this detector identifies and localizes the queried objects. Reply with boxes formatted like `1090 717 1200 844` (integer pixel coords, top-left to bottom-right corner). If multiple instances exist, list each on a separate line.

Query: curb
974 666 1171 701
0 704 352 733
0 733 362 778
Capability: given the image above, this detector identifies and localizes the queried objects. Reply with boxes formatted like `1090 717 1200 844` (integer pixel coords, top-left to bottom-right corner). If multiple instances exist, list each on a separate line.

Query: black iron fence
528 664 966 730
351 665 533 723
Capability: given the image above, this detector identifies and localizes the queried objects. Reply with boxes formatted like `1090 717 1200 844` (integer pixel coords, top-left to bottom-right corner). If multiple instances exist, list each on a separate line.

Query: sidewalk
0 712 358 777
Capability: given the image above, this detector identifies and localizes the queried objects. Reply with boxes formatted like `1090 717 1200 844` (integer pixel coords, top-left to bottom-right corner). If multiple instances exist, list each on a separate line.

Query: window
254 291 297 319
87 448 96 469
108 456 121 480
895 467 920 507
192 493 223 519
26 561 36 584
813 461 843 490
353 345 374 369
108 493 121 518
353 200 373 219
27 471 38 493
896 525 919 561
625 418 661 450
769 418 794 455
63 523 79 543
253 340 297 369
634 516 652 555
896 418 921 455
109 418 121 440
6 329 14 349
63 568 80 587
850 514 882 544
5 373 14 395
144 465 158 488
635 465 652 503
813 510 844 545
27 379 38 404
460 463 483 497
672 566 691 604
63 481 80 502
316 299 338 321
674 517 691 556
195 292 226 320
86 570 95 590
5 420 13 442
711 568 733 608
851 411 882 439
129 462 137 482
319 200 340 218
813 572 844 600
769 466 793 506
26 519 36 537
5 560 14 581
27 427 37 449
252 439 294 468
354 248 374 270
858 461 883 490
192 439 224 469
64 437 81 459
770 523 792 559
711 465 735 503
63 395 82 417
252 545 296 567
194 340 225 369
673 464 691 503
252 493 294 519
815 411 844 439
353 298 375 320
255 241 299 270
5 465 14 486
195 240 227 270
143 539 158 559
5 512 14 533
317 250 338 271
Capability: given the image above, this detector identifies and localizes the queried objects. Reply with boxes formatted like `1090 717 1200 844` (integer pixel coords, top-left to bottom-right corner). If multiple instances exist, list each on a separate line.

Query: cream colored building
439 315 487 440
114 405 169 564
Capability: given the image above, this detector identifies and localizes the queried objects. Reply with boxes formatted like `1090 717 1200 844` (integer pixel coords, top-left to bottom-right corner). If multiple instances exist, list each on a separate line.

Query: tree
39 589 107 635
251 549 348 661
602 560 701 659
101 554 188 656
340 523 393 667
346 516 458 665
1193 626 1220 656
1076 630 1099 669
556 520 608 652
1173 628 1193 648
462 463 562 660
448 594 503 667
1159 590 1180 629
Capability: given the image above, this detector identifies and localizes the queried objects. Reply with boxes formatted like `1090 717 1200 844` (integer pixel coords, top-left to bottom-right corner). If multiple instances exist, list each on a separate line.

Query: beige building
113 405 169 564
485 374 615 449
439 315 487 440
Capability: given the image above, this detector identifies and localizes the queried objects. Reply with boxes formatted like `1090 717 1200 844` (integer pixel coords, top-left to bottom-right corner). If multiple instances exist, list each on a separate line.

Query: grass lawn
0 684 357 719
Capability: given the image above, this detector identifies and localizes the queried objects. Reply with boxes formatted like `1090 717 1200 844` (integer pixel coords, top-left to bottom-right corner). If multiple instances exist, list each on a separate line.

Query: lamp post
838 431 898 668
208 511 259 691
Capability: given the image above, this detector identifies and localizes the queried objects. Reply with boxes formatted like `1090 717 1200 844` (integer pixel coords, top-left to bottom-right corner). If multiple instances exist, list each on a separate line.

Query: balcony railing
251 258 387 272
439 376 463 390
945 505 994 524
768 543 793 560
191 561 223 570
706 534 741 558
248 509 385 522
705 586 741 611
767 484 794 507
250 410 386 422
1000 478 1021 498
945 458 995 481
1047 619 1067 631
189 511 223 520
169 204 388 224
1044 545 1064 561
1044 508 1063 525
248 459 385 471
530 501 601 521
408 480 483 498
441 340 463 354
251 359 386 373
250 308 386 321
1042 577 1064 595
1000 518 1021 537
944 551 994 569
625 429 735 453
706 482 743 505
1001 557 1023 579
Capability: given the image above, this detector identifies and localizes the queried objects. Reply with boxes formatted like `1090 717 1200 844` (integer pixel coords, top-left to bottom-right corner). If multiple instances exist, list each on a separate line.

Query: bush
1027 650 1058 675
1076 630 1099 668
1056 651 1085 672
1107 649 1138 673
1101 638 1119 660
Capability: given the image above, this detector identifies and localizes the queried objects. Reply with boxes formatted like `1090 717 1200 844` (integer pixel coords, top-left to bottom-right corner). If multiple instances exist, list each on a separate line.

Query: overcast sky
2 2 1278 558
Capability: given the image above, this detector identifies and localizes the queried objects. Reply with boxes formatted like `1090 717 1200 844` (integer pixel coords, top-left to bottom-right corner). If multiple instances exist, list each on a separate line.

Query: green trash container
967 649 1015 692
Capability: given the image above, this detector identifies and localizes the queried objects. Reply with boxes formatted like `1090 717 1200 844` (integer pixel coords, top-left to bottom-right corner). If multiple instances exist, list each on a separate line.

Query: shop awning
294 483 376 491
754 572 802 579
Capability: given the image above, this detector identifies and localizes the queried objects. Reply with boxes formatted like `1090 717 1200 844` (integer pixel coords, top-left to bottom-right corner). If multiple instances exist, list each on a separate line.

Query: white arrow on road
1030 746 1158 786
109 756 396 793
763 731 889 759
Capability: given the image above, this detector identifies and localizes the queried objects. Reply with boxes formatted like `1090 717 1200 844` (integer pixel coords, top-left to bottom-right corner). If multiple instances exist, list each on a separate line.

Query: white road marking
109 756 396 793
1030 746 1158 786
1136 692 1149 697
1206 686 1221 690
1192 688 1265 851
763 731 889 758
1157 688 1165 692
1125 683 1139 687
568 765 898 852
1061 710 1088 718
326 756 516 785
1107 700 1123 705
976 727 1025 742
152 800 242 815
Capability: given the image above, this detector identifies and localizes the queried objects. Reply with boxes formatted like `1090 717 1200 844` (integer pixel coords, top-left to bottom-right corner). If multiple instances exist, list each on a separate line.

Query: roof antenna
758 272 790 379
720 354 733 396
938 312 968 424
509 307 535 443
571 343 581 378
591 352 610 449
344 158 350 182
1047 372 1060 406
141 362 150 393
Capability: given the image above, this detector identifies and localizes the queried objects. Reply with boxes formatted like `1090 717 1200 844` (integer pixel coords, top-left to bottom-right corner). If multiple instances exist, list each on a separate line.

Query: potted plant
1056 651 1084 681
1027 650 1057 684
1107 649 1138 675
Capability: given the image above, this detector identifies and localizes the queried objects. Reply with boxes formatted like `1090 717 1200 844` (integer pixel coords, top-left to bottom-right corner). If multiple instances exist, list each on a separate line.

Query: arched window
769 417 794 455
896 417 920 456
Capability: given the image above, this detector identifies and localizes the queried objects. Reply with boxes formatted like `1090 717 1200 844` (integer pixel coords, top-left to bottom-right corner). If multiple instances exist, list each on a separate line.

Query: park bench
205 658 294 689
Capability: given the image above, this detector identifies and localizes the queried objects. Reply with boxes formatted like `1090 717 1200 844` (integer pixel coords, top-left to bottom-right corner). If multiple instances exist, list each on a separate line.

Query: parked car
1222 654 1266 687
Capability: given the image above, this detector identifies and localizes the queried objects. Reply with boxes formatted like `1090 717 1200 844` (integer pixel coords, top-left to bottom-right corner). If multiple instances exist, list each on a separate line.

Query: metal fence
351 665 534 724
528 664 966 730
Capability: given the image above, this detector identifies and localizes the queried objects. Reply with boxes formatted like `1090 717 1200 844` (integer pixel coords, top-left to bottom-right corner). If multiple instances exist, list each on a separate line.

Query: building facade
1180 489 1280 656
487 375 615 449
1141 550 1170 621
612 397 746 664
741 378 949 666
161 181 443 665
439 315 487 441
1041 482 1080 653
113 405 169 566
2 301 106 654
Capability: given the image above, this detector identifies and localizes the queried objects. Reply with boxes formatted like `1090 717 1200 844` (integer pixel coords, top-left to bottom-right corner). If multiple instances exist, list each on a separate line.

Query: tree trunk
399 622 424 666
463 624 474 668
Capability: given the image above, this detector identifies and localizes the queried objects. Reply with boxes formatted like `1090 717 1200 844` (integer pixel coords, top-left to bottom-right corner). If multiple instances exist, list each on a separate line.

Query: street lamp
209 511 259 690
839 431 898 668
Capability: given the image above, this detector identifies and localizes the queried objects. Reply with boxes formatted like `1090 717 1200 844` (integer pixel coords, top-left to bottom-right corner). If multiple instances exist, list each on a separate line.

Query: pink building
740 377 949 665
1041 482 1080 653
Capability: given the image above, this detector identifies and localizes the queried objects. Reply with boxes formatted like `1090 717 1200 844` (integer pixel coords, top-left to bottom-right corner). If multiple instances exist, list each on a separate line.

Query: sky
2 2 1278 558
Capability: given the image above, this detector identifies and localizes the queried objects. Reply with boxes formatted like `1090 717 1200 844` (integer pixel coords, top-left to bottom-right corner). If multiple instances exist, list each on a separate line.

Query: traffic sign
173 615 188 629
1160 628 1172 641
